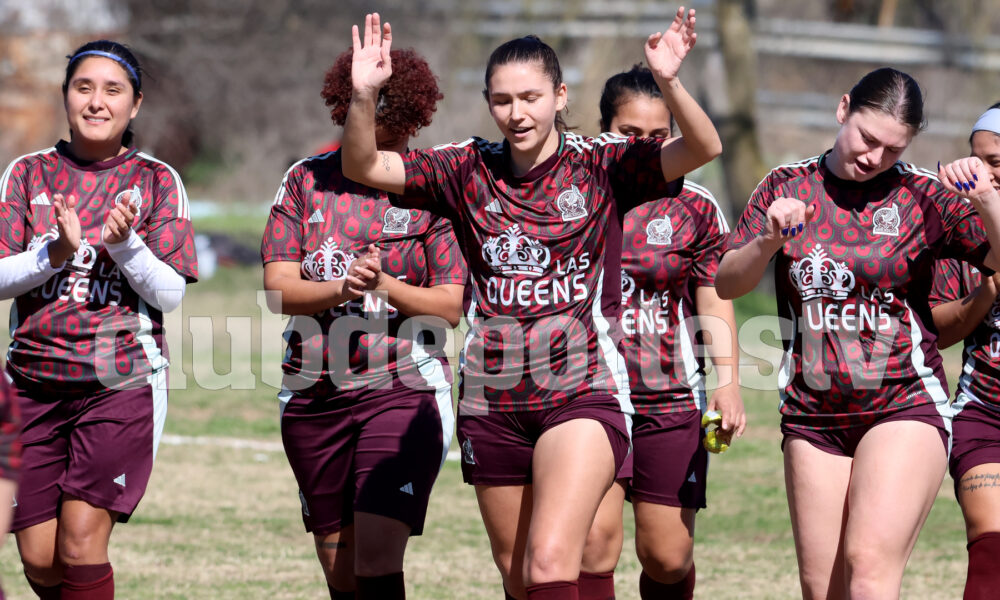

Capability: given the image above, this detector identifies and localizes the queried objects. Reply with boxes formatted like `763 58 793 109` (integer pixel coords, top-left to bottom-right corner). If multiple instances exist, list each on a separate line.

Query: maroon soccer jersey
261 151 467 391
0 142 198 391
728 153 992 429
621 181 729 414
401 132 682 412
929 258 1000 410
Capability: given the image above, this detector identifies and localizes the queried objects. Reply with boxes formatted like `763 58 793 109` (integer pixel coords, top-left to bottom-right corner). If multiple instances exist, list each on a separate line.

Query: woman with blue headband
929 102 1000 600
1 40 198 599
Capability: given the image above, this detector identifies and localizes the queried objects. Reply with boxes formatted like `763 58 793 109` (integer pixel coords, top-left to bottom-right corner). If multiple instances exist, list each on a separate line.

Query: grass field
0 213 972 598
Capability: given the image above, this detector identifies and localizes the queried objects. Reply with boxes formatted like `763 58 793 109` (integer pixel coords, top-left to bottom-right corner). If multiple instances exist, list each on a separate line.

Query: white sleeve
104 230 187 312
0 243 63 300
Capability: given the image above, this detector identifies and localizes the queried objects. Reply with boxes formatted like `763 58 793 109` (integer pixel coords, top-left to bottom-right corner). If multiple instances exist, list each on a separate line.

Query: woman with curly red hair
261 47 467 600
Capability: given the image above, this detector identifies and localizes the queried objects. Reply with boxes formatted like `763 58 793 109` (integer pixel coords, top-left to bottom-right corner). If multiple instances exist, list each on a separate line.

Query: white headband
972 108 1000 135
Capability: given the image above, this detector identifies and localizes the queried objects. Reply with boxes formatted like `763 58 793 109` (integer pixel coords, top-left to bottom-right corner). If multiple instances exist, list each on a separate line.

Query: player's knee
581 524 622 572
57 527 106 564
636 541 693 583
354 541 405 577
844 543 899 592
526 539 576 583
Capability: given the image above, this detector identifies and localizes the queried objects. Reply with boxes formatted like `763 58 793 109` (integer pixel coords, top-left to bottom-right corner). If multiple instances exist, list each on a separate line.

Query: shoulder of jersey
0 147 58 199
430 137 501 156
890 160 938 182
561 131 629 156
680 181 730 232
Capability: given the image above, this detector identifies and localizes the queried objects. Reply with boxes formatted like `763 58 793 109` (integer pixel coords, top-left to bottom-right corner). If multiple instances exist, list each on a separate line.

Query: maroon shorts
456 394 631 486
781 402 949 458
950 396 1000 486
619 410 707 509
280 378 452 536
0 375 21 484
10 372 166 531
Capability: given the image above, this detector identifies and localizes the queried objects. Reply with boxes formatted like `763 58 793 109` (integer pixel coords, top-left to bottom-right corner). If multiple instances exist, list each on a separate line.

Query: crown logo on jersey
621 270 636 304
646 216 674 246
482 225 551 277
872 203 900 237
382 207 411 235
27 228 60 253
69 238 98 271
788 245 856 301
114 185 144 218
301 237 355 282
556 185 588 222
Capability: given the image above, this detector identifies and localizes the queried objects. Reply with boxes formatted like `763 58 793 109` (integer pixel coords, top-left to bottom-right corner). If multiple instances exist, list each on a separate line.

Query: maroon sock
25 576 61 600
965 532 1000 600
639 564 695 600
578 571 615 600
356 572 404 600
61 563 113 600
525 580 579 600
329 585 356 600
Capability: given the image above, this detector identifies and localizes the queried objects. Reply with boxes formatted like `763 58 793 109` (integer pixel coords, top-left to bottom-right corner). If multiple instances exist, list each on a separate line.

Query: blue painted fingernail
781 227 789 235
974 174 979 181
797 223 804 232
937 161 941 170
965 182 972 191
971 181 977 189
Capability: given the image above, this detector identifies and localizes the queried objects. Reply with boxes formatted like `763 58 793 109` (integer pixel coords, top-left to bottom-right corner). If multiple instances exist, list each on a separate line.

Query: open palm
644 6 697 81
351 12 393 95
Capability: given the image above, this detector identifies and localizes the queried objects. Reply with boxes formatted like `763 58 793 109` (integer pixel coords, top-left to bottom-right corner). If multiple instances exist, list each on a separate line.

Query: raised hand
644 6 698 82
50 193 81 267
345 244 383 295
351 13 393 97
763 197 816 250
938 158 998 207
103 191 138 245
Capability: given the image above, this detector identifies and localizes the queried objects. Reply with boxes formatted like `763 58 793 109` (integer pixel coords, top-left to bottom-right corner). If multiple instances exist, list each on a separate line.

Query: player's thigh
845 420 946 564
633 502 695 572
314 525 355 589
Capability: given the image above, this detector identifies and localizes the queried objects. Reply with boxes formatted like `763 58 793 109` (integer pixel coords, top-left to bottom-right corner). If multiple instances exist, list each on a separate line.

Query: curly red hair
322 48 442 138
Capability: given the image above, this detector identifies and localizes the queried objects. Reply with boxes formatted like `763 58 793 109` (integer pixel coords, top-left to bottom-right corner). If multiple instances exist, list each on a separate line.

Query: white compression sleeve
0 243 63 300
104 230 187 312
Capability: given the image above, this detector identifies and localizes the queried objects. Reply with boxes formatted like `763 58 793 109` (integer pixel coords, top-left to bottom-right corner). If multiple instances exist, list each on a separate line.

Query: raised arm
939 158 1000 272
644 7 722 182
341 13 406 195
715 198 816 299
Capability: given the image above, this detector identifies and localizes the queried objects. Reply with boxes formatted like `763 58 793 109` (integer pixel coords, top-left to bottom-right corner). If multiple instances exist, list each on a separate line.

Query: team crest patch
114 184 143 218
646 216 674 246
556 185 587 222
301 237 355 281
788 244 855 301
872 204 900 236
621 270 636 304
462 438 475 465
482 224 551 277
382 207 411 234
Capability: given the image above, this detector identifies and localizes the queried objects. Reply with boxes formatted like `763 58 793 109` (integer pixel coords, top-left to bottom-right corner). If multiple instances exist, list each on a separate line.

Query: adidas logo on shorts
400 482 414 495
114 473 127 487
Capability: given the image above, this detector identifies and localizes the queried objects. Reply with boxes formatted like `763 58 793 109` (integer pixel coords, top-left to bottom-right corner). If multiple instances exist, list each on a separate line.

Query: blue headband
69 50 139 85
972 108 1000 136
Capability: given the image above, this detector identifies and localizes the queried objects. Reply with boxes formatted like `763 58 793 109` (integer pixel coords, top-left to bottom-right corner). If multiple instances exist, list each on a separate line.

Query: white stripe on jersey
892 161 939 180
955 356 979 413
752 155 823 193
675 295 705 398
777 299 797 411
432 138 476 152
0 148 55 203
904 298 952 438
6 302 19 359
136 298 170 374
682 181 731 233
411 340 455 468
137 152 192 221
148 367 168 460
272 152 335 207
563 132 629 155
591 268 634 422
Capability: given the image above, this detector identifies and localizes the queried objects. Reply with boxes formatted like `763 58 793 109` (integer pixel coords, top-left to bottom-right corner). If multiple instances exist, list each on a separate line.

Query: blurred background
3 0 1000 232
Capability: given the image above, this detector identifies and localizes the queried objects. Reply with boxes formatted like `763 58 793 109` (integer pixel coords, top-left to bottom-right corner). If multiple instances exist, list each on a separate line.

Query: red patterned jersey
0 142 197 392
728 153 991 430
261 151 467 392
621 182 729 414
929 259 1000 410
402 132 682 412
